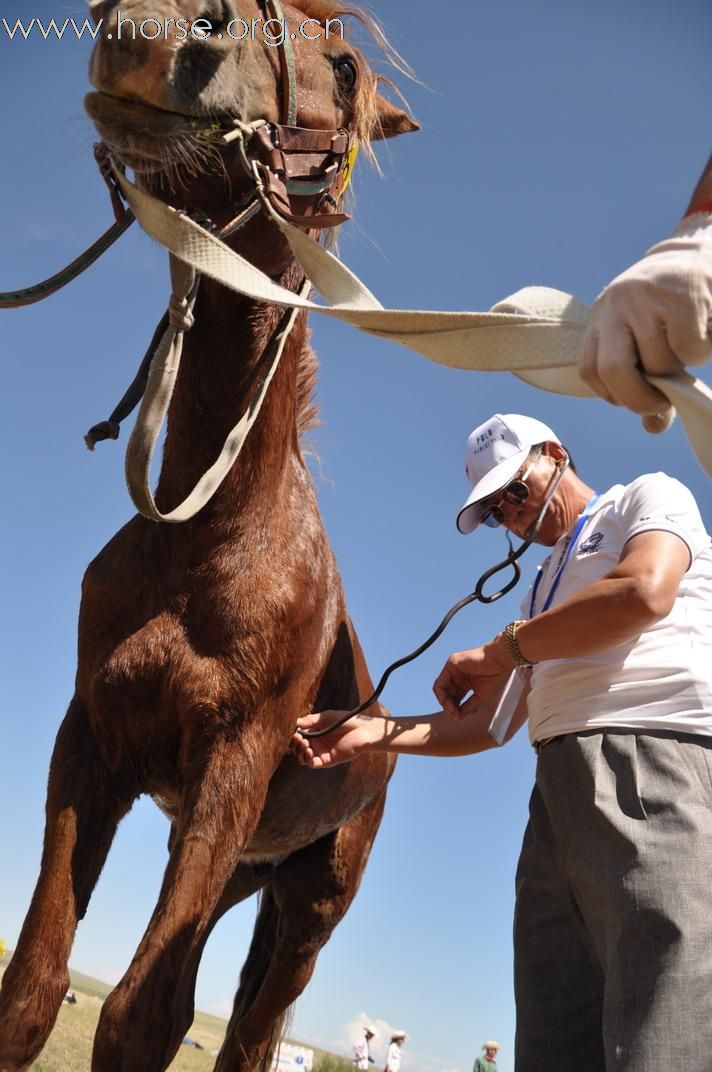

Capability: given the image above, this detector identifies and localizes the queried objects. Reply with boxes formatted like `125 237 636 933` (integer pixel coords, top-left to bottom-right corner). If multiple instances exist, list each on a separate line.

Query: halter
0 0 359 310
251 0 358 228
199 0 358 231
1 0 363 522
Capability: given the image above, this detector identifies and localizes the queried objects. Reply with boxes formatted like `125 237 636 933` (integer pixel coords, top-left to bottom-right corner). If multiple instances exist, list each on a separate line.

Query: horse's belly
244 754 390 856
152 754 391 857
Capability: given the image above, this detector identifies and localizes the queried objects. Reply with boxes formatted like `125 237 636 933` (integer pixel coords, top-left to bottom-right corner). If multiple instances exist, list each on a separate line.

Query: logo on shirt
579 531 604 555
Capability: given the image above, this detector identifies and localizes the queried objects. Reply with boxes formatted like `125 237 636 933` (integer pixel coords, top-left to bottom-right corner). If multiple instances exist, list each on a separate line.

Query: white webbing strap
117 172 712 483
124 254 308 522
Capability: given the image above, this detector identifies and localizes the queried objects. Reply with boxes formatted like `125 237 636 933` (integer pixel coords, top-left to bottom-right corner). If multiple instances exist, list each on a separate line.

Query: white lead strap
114 169 712 523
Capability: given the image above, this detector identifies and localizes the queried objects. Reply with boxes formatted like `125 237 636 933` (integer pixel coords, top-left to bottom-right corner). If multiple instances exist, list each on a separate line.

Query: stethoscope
299 456 570 739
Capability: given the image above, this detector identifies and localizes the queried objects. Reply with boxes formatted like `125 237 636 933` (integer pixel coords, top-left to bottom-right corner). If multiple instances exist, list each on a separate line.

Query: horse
0 2 417 1069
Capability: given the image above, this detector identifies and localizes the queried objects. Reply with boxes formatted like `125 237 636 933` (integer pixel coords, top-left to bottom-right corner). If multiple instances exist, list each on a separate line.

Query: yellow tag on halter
340 139 359 195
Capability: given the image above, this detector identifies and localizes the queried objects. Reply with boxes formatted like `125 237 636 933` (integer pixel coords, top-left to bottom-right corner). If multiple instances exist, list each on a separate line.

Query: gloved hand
579 213 712 433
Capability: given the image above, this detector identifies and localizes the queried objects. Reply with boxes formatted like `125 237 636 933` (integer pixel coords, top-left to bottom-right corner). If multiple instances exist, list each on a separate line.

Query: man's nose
503 505 529 538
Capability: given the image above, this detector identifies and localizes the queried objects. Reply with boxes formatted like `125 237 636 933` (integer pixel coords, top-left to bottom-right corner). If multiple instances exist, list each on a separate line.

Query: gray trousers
514 730 712 1072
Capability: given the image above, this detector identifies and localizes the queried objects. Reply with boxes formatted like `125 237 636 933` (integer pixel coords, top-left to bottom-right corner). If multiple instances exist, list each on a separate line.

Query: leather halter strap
244 121 355 229
248 0 355 228
262 0 297 126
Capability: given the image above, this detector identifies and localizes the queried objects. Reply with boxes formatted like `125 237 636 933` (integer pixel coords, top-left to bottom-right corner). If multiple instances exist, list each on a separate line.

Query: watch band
504 620 535 668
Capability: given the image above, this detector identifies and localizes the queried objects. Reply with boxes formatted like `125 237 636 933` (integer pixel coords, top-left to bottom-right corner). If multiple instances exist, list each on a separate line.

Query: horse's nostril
89 0 118 22
196 0 236 33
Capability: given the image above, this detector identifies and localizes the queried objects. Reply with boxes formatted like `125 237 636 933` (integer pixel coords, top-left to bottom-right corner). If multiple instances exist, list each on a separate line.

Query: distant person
473 1041 500 1071
293 412 712 1071
385 1031 406 1072
579 152 712 434
353 1025 377 1069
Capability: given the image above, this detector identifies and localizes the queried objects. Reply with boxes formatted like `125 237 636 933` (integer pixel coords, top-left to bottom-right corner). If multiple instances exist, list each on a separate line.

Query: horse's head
85 0 418 235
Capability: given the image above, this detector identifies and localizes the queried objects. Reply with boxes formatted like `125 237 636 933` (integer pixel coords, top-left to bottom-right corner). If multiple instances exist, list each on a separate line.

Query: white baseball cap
365 1026 377 1036
456 413 559 534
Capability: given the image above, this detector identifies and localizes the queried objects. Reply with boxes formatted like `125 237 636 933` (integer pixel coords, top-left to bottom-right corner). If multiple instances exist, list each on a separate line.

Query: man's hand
290 711 386 769
433 637 514 720
579 217 712 432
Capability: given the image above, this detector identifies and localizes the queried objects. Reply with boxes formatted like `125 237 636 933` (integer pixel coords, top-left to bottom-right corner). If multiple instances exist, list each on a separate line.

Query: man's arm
433 530 689 717
291 674 531 769
579 152 712 430
515 528 689 662
686 152 712 216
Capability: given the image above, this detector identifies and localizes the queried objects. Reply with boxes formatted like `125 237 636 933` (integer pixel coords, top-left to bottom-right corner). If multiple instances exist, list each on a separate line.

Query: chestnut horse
0 3 417 1070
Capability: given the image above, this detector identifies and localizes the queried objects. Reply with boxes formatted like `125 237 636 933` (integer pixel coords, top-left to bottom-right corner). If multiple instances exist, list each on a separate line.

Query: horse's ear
373 94 420 140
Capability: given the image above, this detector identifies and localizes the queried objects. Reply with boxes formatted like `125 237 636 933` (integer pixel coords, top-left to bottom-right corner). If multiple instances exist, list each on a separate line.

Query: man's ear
373 93 420 140
544 441 567 463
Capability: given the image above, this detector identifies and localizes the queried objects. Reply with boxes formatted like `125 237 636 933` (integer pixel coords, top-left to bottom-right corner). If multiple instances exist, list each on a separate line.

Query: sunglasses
481 448 543 528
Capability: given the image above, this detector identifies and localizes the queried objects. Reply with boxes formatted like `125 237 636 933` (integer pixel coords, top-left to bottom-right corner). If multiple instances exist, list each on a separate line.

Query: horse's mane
296 326 319 438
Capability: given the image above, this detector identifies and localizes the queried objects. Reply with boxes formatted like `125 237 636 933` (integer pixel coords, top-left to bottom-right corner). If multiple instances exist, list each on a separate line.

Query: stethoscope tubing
299 459 569 739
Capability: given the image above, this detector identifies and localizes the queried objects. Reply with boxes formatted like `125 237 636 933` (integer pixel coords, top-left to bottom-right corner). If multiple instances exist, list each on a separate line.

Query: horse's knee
0 960 70 1072
94 987 177 1072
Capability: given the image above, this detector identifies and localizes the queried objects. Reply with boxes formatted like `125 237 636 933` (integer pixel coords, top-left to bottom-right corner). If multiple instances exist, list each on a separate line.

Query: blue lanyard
529 493 599 618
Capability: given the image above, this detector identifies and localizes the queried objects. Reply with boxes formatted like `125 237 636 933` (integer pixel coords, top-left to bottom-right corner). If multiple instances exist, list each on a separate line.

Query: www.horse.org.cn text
1 14 346 45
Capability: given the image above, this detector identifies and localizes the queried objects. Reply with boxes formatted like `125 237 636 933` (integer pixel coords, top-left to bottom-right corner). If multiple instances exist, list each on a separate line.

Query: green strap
265 0 298 126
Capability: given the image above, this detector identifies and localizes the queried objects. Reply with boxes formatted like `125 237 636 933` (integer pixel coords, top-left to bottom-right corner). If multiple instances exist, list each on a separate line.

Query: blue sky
1 2 711 1071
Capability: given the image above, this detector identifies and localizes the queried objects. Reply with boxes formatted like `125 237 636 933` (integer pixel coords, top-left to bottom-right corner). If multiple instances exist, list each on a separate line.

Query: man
353 1025 376 1070
473 1042 500 1072
579 152 712 431
292 412 712 1072
385 1031 406 1072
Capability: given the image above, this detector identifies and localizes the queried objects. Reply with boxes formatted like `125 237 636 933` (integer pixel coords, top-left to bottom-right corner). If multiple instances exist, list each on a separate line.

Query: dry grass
0 952 225 1071
0 951 334 1072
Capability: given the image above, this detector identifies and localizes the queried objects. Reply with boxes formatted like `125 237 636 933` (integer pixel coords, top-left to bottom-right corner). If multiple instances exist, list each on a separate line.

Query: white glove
579 213 712 433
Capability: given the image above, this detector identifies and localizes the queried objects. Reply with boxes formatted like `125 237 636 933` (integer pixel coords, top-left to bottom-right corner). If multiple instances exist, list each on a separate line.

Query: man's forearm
514 574 661 664
373 706 499 757
685 152 712 215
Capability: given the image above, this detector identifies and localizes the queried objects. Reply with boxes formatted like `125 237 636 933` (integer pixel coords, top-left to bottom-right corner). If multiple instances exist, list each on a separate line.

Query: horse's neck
154 261 308 524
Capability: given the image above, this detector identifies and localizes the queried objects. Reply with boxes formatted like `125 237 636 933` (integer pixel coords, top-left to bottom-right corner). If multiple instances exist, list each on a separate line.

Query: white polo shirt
521 472 712 744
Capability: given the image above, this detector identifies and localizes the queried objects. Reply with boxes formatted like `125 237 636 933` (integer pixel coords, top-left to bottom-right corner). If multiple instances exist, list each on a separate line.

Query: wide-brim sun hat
456 413 560 534
482 1041 500 1051
365 1026 377 1036
391 1031 407 1040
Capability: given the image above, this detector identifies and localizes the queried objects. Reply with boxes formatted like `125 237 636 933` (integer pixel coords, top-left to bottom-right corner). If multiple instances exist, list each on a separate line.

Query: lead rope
113 164 712 482
0 146 133 309
84 195 262 450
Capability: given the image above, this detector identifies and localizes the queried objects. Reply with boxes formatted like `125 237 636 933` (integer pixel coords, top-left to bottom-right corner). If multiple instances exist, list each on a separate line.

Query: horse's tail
259 1000 296 1072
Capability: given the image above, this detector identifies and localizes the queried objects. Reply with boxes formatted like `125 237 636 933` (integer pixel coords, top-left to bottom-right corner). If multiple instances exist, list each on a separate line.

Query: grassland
0 949 340 1072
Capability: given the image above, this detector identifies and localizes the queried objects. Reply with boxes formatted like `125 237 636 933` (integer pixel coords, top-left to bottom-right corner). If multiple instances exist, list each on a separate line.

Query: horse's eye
334 57 357 95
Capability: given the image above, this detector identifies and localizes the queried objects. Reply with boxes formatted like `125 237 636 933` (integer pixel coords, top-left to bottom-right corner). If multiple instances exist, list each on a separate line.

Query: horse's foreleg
144 859 279 1067
0 698 131 1072
215 789 388 1072
92 736 275 1072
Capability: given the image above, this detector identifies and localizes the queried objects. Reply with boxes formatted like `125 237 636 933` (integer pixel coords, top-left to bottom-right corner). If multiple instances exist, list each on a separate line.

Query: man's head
364 1027 376 1039
482 1041 500 1061
456 413 581 545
